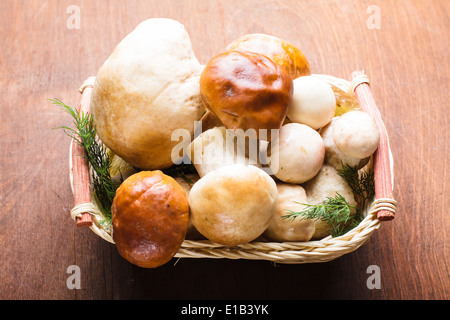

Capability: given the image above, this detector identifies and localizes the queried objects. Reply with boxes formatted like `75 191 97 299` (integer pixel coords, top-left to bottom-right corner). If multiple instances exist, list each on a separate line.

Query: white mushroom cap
302 164 358 240
270 123 325 184
188 164 278 246
321 117 370 170
287 76 336 130
332 110 380 159
263 183 315 242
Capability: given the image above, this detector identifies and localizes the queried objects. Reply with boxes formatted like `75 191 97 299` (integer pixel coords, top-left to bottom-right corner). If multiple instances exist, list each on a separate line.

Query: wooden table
1 0 448 301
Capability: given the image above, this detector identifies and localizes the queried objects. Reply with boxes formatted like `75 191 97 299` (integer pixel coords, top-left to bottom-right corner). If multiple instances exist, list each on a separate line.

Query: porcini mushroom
188 164 278 246
320 117 370 170
332 110 380 159
187 126 261 177
200 50 293 140
91 18 205 170
225 33 311 79
269 123 325 184
111 170 190 268
287 76 336 130
263 183 315 242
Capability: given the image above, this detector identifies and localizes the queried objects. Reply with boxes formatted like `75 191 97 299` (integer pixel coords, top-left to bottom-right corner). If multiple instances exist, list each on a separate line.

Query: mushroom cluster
90 18 381 268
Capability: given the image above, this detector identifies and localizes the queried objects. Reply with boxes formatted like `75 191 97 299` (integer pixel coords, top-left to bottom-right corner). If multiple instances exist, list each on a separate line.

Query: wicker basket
68 73 397 264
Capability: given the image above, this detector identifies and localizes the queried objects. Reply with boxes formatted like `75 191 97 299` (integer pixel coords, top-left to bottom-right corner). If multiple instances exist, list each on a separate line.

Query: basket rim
68 73 396 264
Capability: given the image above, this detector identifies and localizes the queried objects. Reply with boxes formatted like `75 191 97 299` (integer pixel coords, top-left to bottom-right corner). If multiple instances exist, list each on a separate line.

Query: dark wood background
0 0 448 300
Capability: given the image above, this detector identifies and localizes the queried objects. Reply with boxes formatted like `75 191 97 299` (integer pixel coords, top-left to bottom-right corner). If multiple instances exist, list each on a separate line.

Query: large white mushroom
186 126 278 245
91 18 205 170
269 123 325 184
188 164 278 246
263 183 315 242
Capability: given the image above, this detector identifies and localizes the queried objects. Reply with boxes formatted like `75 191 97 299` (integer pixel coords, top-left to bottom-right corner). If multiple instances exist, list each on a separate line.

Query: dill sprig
51 98 119 222
282 193 360 237
283 163 375 238
337 162 375 210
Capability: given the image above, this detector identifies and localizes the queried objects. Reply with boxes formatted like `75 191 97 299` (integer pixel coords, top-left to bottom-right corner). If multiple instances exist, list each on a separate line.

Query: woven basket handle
71 77 96 227
350 71 396 221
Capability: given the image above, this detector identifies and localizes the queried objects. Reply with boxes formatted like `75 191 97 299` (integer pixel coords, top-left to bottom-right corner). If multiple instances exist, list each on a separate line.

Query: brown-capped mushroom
225 33 311 79
200 50 293 140
111 170 190 268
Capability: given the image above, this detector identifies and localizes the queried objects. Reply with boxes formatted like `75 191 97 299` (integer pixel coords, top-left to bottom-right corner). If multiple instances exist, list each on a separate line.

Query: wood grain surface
0 0 448 301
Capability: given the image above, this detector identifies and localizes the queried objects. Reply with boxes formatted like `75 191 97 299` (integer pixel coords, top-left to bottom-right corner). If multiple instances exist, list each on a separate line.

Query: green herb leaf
51 98 118 223
337 162 375 210
282 193 360 237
